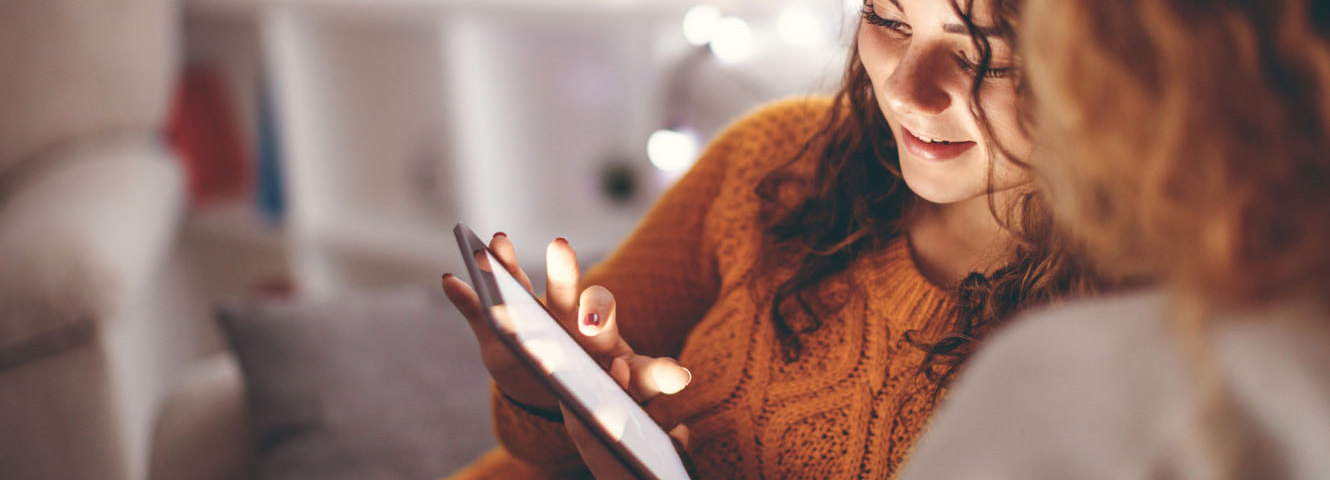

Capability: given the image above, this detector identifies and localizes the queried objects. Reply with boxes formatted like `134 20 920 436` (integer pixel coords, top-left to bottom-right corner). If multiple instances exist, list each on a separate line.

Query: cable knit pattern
447 97 957 480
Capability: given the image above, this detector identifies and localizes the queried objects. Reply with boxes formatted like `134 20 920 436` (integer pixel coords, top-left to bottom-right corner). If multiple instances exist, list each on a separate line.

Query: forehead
889 0 1005 26
886 0 1013 43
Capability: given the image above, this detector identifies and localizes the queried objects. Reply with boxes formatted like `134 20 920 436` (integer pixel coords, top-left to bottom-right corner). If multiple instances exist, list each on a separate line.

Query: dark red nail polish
584 312 600 327
442 273 453 280
494 232 507 238
555 237 568 245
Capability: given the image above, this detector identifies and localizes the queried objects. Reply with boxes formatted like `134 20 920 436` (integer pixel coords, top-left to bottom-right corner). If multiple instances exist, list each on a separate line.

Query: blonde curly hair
1022 0 1330 307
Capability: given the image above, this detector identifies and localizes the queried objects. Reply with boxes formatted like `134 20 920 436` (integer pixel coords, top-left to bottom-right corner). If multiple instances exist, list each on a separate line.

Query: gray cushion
217 287 494 480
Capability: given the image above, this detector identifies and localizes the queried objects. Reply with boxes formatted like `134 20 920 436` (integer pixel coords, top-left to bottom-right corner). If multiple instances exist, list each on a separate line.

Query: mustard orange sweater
450 98 958 480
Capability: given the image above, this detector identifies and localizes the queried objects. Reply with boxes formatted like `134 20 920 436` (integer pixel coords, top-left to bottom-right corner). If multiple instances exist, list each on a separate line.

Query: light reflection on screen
485 251 690 480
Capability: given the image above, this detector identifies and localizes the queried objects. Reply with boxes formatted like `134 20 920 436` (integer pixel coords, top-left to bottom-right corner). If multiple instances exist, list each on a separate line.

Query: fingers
570 283 690 403
609 356 631 391
441 274 482 317
442 274 508 356
545 238 582 322
442 274 507 367
489 233 534 292
442 274 490 337
443 273 559 409
576 286 634 359
623 355 692 403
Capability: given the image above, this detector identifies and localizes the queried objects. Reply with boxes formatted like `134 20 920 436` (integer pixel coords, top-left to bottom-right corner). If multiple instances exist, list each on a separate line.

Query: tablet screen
482 249 691 480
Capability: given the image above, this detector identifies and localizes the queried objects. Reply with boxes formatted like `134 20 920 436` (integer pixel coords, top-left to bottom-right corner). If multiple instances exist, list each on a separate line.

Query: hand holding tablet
442 224 693 479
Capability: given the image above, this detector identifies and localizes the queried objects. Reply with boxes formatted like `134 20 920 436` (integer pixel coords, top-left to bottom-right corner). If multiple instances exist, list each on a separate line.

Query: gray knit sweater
900 289 1330 480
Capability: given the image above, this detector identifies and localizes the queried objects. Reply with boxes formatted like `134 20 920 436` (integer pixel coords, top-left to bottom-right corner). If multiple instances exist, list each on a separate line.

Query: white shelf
180 0 841 297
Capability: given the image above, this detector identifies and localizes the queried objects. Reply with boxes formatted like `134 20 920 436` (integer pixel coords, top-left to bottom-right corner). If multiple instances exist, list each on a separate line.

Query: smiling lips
901 126 976 161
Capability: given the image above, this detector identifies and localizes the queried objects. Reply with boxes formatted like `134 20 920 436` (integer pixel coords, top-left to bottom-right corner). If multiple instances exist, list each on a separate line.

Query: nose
880 45 953 117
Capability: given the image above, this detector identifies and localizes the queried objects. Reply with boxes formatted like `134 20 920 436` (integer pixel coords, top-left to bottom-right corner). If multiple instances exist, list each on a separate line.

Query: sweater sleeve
490 104 761 472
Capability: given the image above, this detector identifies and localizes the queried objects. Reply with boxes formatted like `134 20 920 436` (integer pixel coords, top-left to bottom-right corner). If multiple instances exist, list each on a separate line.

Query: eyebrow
880 0 1004 38
943 23 1003 38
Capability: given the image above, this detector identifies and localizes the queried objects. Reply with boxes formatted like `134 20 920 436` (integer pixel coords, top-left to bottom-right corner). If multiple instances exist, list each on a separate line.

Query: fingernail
494 231 507 238
555 237 569 245
655 364 691 395
583 312 600 327
442 273 453 280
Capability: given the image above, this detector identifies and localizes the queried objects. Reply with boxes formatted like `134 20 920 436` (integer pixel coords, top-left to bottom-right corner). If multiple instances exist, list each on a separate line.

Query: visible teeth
917 133 949 144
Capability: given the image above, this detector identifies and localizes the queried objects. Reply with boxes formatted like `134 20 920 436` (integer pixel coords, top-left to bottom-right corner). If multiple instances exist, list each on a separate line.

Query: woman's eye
862 2 912 36
955 53 1014 79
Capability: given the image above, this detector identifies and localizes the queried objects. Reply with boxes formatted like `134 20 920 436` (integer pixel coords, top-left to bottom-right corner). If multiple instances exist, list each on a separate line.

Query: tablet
453 223 691 480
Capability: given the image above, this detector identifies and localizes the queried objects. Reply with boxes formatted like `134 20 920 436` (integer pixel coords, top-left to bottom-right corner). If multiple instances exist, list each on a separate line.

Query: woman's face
858 0 1030 205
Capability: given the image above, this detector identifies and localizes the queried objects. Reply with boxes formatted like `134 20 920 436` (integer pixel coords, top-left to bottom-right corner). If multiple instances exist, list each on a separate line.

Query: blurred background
1 0 859 479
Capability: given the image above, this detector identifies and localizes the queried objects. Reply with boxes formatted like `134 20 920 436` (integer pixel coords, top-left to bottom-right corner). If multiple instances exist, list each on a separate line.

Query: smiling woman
442 0 1104 478
754 0 1093 376
858 0 1028 202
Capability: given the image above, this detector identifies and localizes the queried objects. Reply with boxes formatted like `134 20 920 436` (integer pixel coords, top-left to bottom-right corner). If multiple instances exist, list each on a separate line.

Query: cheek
974 83 1035 187
856 28 903 92
978 84 1032 159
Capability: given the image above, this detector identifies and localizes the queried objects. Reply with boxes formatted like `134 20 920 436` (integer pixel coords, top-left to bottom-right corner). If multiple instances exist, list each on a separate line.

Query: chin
904 180 982 205
898 156 987 206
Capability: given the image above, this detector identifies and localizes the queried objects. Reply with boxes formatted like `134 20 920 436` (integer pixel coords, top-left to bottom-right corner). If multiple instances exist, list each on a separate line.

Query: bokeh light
778 6 826 47
682 4 723 46
647 129 699 173
709 16 754 63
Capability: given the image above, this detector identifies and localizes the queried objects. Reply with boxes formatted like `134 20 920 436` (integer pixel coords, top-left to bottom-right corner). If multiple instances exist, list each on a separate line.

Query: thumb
667 423 697 477
622 355 692 403
668 423 690 450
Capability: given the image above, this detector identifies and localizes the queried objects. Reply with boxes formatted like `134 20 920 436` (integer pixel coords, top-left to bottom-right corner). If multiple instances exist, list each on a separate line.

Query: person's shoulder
984 288 1173 363
898 290 1184 479
899 290 1180 479
990 290 1330 367
728 96 834 132
710 96 833 152
1213 298 1330 479
951 292 1330 479
699 96 833 180
953 288 1189 404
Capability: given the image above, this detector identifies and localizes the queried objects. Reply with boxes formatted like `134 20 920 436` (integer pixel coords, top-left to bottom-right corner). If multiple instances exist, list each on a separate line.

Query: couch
0 0 181 479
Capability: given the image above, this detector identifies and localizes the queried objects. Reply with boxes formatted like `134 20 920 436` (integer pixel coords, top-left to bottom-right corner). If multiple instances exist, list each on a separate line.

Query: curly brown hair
751 0 1103 387
1023 0 1330 308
